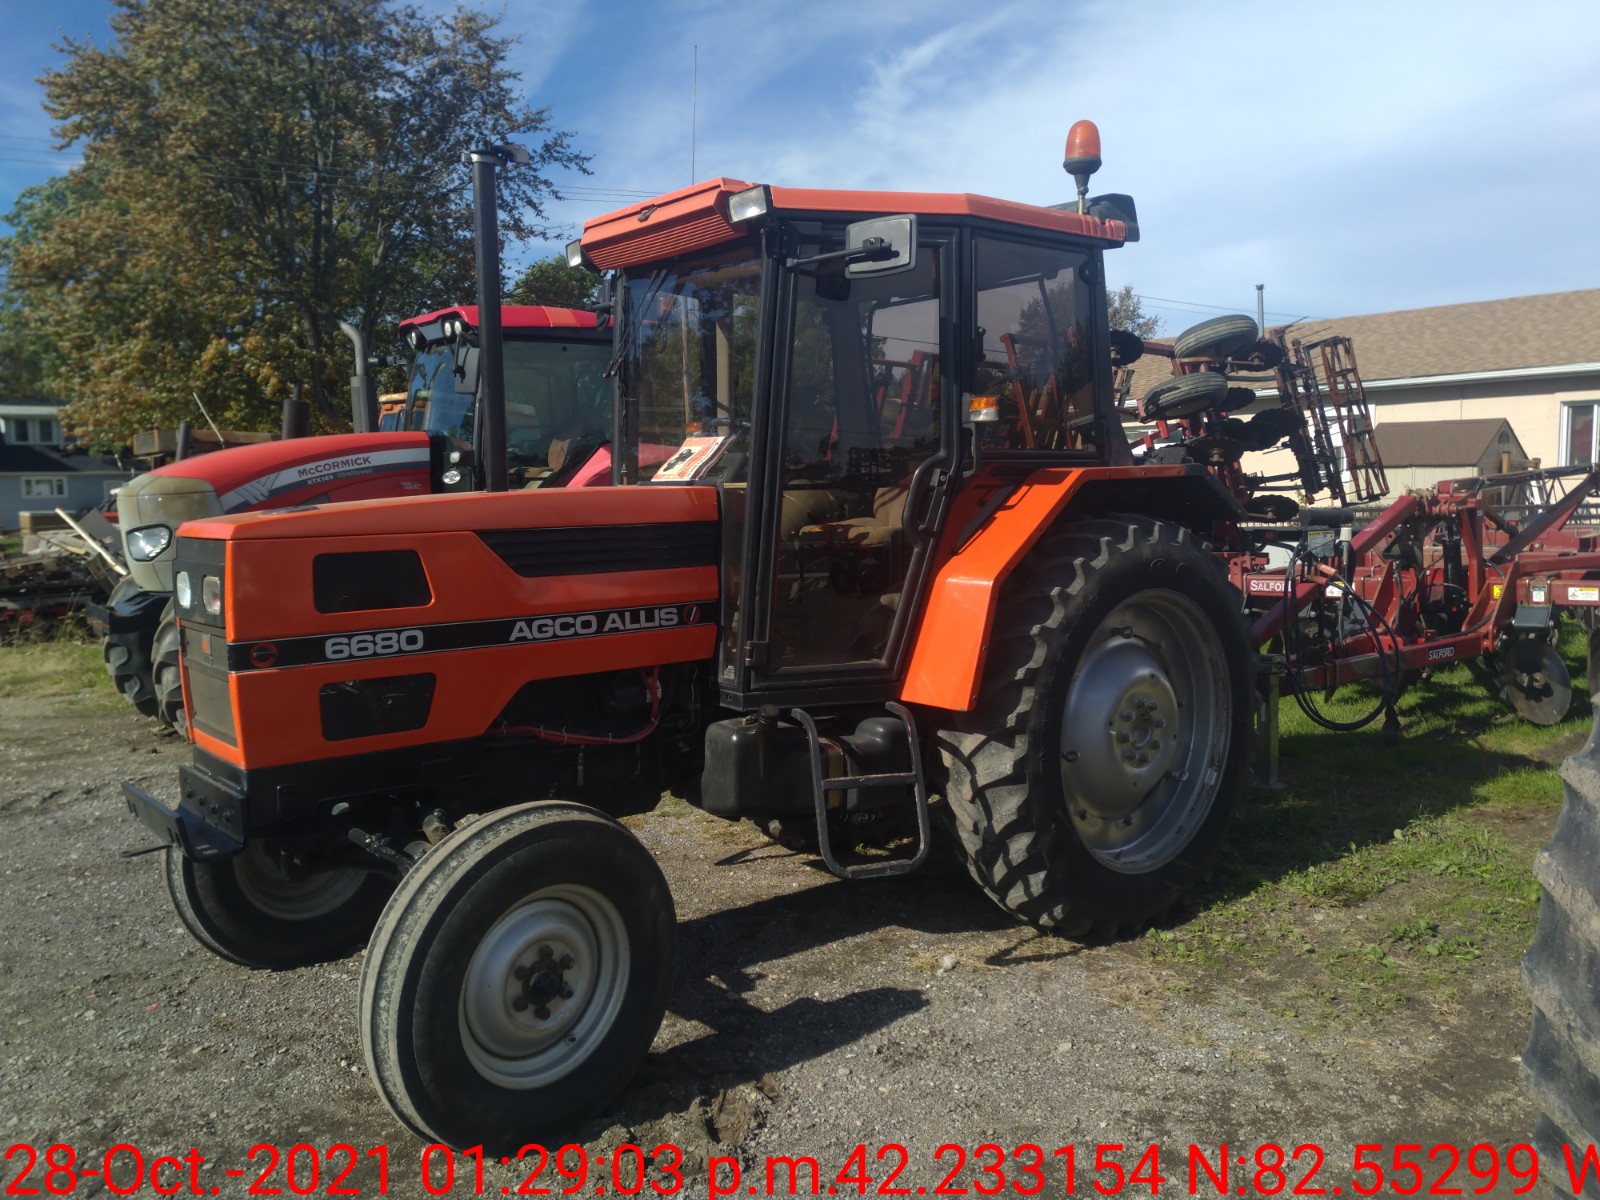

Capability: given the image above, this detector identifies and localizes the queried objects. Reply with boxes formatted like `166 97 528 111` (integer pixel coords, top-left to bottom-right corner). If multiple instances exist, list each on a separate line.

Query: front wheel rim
458 885 630 1090
230 843 367 920
1058 589 1231 874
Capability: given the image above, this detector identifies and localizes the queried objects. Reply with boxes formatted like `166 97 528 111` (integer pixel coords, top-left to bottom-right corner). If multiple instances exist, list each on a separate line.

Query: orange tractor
124 126 1259 1146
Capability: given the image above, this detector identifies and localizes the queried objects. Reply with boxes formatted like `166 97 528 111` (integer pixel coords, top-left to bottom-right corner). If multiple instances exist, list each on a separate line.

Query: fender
901 464 1237 711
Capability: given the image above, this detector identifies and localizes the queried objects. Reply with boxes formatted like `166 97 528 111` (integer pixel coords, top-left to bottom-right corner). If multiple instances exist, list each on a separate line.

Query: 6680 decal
324 629 425 660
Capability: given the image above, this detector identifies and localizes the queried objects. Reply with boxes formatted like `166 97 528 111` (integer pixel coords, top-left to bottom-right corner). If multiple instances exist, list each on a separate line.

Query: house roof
1371 417 1523 468
0 398 60 409
0 441 130 476
1268 289 1600 382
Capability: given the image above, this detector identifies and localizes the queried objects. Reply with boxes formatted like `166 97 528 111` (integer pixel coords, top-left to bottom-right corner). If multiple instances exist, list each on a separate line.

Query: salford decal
1246 578 1287 595
1426 646 1456 661
225 601 715 672
218 447 431 510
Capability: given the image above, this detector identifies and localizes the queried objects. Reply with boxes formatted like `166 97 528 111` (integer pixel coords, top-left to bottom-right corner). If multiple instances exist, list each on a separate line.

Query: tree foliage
507 256 603 310
8 0 587 442
1108 283 1161 339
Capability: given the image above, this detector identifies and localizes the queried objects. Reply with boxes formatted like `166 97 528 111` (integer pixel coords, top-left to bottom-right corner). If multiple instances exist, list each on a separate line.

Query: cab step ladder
790 701 931 880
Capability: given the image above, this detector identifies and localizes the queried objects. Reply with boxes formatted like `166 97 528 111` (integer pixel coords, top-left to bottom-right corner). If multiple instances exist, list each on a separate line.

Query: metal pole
691 45 698 183
282 380 310 440
174 419 193 462
467 149 509 493
1256 284 1265 333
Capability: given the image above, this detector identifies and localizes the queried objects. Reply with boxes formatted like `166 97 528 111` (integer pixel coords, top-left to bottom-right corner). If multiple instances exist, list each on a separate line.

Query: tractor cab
581 176 1149 705
397 304 612 490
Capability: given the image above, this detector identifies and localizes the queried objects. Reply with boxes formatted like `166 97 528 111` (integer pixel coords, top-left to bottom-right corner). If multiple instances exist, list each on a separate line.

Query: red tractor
124 124 1258 1147
93 304 612 734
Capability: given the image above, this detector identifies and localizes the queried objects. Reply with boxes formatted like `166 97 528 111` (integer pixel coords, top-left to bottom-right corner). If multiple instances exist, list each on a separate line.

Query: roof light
566 238 593 271
728 185 771 223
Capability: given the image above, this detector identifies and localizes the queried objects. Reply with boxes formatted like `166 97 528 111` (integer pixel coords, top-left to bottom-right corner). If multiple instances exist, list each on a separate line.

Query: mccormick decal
218 447 431 510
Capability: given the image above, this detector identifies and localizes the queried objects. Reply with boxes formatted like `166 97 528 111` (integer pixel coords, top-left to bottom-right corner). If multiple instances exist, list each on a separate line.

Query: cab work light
728 185 771 223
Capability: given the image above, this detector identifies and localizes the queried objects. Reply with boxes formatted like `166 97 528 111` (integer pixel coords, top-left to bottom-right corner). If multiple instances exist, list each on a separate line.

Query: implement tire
1521 675 1600 1198
934 516 1254 938
361 801 676 1151
166 843 392 970
151 599 187 738
101 578 157 717
1173 313 1260 361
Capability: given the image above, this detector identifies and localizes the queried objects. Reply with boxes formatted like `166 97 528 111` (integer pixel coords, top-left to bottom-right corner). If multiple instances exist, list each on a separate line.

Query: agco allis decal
227 602 712 671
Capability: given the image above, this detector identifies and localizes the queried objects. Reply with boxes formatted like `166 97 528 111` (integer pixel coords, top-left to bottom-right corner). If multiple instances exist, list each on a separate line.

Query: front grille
477 522 719 577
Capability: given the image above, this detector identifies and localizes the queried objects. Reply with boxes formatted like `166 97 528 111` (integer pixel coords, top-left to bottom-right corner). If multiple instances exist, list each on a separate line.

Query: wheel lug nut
560 984 574 999
1153 718 1166 729
559 954 575 970
1151 740 1161 751
1122 750 1136 762
513 965 530 981
1137 753 1150 765
1063 749 1080 762
1120 710 1133 721
511 996 529 1012
533 1005 550 1020
537 945 553 961
1076 808 1090 820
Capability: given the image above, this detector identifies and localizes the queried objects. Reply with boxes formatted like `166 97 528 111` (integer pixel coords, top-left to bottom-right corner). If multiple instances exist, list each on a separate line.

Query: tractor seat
796 484 909 549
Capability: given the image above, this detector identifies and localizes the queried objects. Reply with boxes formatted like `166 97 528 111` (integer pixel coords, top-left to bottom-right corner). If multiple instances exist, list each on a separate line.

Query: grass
1142 625 1588 1025
0 622 123 711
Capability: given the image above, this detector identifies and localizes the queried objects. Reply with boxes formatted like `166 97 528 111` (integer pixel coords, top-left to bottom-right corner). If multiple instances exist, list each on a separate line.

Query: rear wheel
1522 684 1600 1198
165 843 392 969
360 802 676 1150
934 516 1254 937
151 599 187 737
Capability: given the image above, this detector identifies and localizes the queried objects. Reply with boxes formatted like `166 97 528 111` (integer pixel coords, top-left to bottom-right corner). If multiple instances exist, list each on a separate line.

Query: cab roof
398 305 600 336
580 177 1130 272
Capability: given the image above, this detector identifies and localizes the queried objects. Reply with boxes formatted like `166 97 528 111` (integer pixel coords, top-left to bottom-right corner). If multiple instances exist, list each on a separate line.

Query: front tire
166 843 392 969
935 517 1254 937
151 599 187 737
101 578 158 717
360 802 676 1150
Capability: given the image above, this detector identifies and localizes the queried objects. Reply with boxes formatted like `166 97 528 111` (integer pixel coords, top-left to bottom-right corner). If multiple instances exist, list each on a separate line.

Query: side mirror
844 214 918 278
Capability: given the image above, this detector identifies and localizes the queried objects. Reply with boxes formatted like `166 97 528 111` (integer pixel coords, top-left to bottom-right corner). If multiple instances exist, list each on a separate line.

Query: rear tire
360 802 676 1150
934 516 1254 937
151 599 187 738
166 843 392 969
1523 701 1600 1198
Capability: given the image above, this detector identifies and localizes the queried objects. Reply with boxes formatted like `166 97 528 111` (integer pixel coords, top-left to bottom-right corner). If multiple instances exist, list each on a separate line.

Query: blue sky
3 0 1598 332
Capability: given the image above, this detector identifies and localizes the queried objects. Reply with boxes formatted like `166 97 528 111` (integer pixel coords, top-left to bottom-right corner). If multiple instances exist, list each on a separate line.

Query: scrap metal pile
0 508 125 629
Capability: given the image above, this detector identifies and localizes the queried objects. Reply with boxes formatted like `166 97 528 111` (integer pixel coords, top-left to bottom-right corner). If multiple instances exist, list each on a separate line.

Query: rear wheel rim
230 844 367 920
458 884 629 1090
1058 589 1230 874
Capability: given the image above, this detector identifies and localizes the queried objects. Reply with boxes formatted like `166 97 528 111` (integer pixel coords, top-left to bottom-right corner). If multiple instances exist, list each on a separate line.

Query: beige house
1124 289 1600 501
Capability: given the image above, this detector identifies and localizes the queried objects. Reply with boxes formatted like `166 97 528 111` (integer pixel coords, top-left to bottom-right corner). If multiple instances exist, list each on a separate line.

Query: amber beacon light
1063 119 1103 214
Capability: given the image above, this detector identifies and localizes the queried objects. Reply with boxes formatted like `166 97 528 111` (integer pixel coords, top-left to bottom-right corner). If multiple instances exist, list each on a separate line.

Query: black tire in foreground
166 843 393 970
101 578 158 717
1521 676 1600 1199
934 516 1254 938
360 802 676 1151
1173 313 1260 361
151 599 187 737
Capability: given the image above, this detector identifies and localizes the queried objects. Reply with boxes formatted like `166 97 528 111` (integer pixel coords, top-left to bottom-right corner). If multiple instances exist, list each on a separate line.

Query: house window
21 476 67 500
1565 404 1597 466
9 418 32 443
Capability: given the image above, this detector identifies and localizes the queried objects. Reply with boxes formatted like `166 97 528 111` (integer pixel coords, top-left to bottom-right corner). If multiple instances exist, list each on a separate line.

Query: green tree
1108 283 1160 339
507 256 603 309
12 0 588 442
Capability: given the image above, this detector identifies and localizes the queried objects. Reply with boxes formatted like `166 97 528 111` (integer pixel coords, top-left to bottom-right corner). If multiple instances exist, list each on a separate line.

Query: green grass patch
1143 624 1585 1025
0 638 120 710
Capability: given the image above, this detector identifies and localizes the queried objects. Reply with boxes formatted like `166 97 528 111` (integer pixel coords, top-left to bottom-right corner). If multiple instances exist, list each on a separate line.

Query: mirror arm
785 237 894 270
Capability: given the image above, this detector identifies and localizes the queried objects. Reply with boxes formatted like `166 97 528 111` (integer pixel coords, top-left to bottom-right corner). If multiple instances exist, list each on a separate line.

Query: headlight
202 575 222 616
175 571 192 609
727 184 771 223
126 524 173 561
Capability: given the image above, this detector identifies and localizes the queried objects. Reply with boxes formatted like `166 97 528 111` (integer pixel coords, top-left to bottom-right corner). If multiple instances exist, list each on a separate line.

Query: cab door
740 225 955 701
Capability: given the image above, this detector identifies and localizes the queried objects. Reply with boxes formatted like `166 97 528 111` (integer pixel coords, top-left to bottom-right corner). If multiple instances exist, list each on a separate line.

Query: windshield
402 337 612 480
620 249 762 482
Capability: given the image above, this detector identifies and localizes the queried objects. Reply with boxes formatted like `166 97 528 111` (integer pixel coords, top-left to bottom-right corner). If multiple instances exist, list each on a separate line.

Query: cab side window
973 237 1097 454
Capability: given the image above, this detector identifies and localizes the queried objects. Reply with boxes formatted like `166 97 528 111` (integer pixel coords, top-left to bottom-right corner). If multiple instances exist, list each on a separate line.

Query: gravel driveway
0 692 1543 1197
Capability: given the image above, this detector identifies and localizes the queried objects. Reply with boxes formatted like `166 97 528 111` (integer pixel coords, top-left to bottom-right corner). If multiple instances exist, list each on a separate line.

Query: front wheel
166 842 393 969
360 802 676 1150
935 516 1254 937
151 599 187 737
